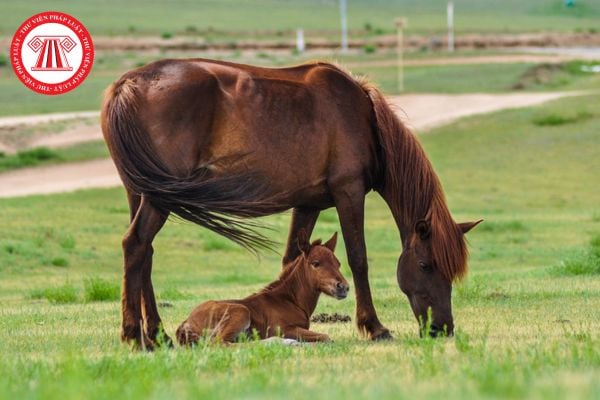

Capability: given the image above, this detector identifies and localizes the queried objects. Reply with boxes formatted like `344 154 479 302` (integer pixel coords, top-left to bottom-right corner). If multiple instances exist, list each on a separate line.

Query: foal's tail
175 321 200 346
101 78 276 251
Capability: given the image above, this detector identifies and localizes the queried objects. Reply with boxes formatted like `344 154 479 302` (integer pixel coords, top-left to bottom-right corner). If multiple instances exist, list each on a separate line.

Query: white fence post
340 0 348 53
447 2 455 52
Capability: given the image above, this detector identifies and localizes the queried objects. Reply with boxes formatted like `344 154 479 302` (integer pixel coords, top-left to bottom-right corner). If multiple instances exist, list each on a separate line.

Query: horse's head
297 230 349 300
398 219 482 337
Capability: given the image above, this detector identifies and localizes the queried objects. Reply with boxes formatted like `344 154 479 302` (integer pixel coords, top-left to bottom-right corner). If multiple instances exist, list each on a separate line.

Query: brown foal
176 231 348 345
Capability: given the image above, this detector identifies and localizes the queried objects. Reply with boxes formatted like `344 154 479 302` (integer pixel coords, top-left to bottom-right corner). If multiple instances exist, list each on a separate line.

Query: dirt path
344 53 587 69
0 111 99 129
0 91 585 198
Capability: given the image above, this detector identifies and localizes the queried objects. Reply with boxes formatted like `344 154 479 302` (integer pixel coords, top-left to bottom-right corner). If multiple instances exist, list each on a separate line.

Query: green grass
0 92 600 399
1 0 599 36
0 141 109 172
0 147 61 171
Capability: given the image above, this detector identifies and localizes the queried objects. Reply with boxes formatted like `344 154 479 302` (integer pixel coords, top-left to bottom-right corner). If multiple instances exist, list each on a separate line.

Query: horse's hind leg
141 246 170 346
332 182 392 341
122 194 168 349
282 207 320 265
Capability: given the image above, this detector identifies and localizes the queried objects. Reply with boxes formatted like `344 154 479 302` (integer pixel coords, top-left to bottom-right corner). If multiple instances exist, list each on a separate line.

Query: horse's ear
297 229 310 254
415 220 431 240
458 219 484 234
323 232 338 252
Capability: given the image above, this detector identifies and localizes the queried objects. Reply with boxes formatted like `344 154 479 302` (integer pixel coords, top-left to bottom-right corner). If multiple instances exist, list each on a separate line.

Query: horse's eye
311 260 320 268
419 261 433 273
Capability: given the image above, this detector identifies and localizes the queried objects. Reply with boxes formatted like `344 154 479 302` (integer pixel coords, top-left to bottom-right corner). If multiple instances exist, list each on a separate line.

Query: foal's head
297 230 349 300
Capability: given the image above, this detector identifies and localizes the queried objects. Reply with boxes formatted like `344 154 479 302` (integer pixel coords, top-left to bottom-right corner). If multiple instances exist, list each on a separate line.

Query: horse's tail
101 78 276 251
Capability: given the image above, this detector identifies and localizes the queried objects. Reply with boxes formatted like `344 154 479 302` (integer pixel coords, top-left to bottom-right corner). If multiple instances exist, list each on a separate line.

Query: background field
2 0 600 36
2 50 600 117
1 93 599 399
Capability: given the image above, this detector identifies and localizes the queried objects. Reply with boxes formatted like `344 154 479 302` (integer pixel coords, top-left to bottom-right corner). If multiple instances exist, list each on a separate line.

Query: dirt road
0 91 583 198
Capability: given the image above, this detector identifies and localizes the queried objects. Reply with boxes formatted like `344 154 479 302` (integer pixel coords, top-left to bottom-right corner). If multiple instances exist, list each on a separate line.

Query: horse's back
106 58 379 203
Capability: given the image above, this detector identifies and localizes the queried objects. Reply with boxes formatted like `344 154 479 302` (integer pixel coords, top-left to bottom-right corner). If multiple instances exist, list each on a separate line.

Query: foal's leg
212 304 252 343
332 183 392 340
282 207 320 265
283 327 330 342
122 195 168 349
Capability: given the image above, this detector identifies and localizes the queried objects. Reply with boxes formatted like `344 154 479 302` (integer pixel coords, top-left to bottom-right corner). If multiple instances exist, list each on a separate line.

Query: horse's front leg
332 183 392 340
282 207 320 265
122 195 167 350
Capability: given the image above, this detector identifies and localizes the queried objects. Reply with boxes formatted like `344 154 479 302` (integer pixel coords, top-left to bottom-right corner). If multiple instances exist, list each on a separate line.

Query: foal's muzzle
334 282 350 300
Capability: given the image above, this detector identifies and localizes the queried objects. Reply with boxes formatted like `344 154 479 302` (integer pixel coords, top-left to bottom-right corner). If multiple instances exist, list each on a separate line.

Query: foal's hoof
124 336 156 352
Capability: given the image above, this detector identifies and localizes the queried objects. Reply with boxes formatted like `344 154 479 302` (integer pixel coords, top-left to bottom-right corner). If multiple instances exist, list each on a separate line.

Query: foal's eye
419 261 433 273
311 260 320 268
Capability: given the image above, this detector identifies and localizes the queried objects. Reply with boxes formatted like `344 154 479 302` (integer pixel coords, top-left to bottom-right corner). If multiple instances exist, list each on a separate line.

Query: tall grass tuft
83 276 120 302
0 147 61 172
551 234 600 276
532 111 592 126
29 282 78 304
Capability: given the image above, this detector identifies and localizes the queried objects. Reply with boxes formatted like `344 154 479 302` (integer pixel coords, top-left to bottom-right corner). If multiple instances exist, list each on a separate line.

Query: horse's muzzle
426 323 454 338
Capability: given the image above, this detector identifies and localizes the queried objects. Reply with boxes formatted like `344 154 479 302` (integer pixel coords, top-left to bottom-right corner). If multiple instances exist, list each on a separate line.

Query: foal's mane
345 71 468 281
257 239 323 294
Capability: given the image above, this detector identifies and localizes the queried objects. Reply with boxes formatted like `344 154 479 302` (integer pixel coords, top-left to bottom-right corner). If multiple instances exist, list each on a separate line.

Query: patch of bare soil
511 63 565 90
311 313 352 324
345 54 584 69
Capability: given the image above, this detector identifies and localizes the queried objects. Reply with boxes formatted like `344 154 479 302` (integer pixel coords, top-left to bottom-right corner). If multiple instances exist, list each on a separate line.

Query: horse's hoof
121 330 156 351
371 328 393 341
154 332 174 348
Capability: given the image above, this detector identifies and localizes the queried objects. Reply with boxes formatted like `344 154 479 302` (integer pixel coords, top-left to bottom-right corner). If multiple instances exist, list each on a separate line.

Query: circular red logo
10 11 94 95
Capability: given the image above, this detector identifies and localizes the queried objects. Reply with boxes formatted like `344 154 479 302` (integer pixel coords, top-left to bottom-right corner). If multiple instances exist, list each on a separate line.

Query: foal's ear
297 229 311 254
458 219 484 234
323 232 338 252
415 220 431 240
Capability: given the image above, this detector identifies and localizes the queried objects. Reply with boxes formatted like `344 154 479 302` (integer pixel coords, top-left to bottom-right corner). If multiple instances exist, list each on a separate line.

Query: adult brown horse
101 58 481 349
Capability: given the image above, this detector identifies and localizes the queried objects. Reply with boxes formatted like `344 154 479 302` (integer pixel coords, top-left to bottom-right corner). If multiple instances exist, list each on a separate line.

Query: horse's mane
350 75 468 282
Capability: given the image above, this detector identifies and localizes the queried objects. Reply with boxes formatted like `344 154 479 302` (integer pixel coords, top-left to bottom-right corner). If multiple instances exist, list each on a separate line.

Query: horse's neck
268 259 320 318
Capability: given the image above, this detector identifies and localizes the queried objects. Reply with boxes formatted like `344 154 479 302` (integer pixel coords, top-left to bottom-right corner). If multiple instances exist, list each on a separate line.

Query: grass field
0 93 599 399
1 0 599 36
